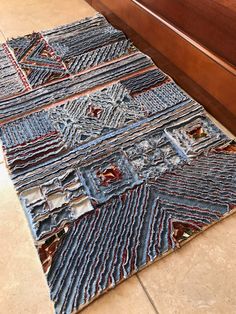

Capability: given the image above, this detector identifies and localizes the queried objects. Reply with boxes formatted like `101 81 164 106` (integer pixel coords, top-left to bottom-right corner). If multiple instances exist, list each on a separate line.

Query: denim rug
0 14 235 314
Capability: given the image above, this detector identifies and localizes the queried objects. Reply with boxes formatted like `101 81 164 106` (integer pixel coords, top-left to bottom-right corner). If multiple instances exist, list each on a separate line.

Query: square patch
79 152 142 203
124 131 185 180
165 115 228 157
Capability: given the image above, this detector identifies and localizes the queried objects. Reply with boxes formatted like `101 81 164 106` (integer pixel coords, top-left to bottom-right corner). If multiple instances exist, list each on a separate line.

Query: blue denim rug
0 14 235 314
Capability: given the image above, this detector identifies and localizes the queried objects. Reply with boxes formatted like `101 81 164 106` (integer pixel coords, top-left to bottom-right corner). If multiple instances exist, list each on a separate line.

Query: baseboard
86 0 236 135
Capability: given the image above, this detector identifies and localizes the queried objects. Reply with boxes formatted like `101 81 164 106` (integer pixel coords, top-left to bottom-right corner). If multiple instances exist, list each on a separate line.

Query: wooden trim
133 0 236 74
87 0 236 135
135 0 236 67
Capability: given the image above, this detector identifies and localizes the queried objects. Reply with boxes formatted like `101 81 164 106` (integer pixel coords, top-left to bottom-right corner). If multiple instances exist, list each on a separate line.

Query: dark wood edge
134 0 236 67
86 0 236 135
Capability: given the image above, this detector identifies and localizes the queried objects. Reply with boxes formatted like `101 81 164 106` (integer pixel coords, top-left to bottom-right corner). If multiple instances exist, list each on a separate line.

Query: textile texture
0 14 235 314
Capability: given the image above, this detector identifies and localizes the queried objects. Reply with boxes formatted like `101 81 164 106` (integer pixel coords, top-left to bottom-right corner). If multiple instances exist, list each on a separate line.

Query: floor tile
138 214 236 314
0 0 96 38
82 275 156 314
0 163 53 314
0 4 35 39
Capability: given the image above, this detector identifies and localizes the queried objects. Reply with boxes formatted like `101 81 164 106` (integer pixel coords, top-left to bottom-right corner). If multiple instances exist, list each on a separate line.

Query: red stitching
2 43 31 91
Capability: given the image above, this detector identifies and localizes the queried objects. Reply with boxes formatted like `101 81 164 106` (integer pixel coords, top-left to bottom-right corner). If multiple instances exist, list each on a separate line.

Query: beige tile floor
0 1 236 313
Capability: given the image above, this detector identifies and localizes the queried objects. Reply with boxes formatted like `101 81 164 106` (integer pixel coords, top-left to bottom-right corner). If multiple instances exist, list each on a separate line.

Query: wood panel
137 0 236 67
87 0 236 135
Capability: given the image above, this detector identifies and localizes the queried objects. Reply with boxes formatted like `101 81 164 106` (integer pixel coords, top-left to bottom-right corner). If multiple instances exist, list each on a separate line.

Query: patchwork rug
0 13 235 314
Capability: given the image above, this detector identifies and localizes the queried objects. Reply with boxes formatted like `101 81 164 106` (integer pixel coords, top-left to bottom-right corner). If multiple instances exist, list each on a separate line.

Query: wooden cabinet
137 0 236 66
87 0 236 134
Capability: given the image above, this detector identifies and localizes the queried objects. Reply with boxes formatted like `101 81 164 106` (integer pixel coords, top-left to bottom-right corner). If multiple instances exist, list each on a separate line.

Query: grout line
136 273 160 314
0 29 7 42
